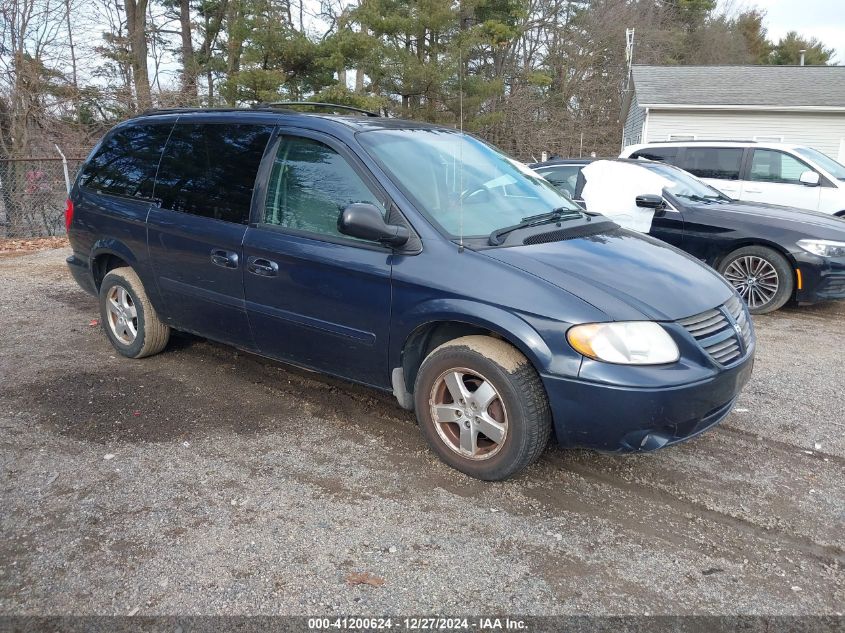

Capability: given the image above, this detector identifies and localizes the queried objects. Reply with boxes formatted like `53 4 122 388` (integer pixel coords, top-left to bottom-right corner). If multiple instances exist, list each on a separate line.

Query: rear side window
79 124 172 199
630 147 680 165
749 149 812 184
155 123 273 223
682 147 743 180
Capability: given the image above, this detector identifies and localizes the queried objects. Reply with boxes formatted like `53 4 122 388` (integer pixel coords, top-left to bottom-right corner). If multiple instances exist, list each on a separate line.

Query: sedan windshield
358 128 581 237
794 147 845 180
639 162 730 201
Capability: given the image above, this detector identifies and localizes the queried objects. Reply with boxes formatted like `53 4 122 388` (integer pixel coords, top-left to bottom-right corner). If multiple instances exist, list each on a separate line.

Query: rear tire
99 267 170 358
413 335 551 481
717 245 793 315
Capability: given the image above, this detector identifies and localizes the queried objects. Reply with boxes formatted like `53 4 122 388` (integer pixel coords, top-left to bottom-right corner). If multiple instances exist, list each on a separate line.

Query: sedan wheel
722 255 779 311
717 245 793 315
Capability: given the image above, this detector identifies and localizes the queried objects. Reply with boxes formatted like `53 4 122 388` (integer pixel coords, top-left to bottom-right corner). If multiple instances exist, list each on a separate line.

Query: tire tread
101 267 170 358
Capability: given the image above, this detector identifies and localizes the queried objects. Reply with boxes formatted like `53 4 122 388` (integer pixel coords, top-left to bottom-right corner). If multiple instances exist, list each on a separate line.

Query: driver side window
263 135 385 239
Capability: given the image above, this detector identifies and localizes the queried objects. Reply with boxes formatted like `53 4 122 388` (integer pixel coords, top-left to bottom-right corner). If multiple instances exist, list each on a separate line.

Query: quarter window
682 148 743 180
79 124 172 199
749 150 813 184
155 123 273 223
263 135 385 239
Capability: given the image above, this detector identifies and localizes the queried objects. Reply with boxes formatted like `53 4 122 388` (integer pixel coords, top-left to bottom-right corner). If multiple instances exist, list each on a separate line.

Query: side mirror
799 170 820 187
338 203 410 247
635 194 665 209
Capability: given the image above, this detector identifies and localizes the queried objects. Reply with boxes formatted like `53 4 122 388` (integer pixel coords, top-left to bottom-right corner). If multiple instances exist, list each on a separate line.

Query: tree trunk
179 0 198 102
224 0 244 105
65 0 78 92
125 0 152 111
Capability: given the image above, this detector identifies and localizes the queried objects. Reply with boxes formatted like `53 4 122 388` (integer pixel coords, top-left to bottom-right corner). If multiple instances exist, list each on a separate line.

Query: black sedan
530 158 845 314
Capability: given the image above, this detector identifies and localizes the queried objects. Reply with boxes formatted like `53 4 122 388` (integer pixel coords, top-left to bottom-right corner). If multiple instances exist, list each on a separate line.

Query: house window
753 136 784 142
667 134 696 141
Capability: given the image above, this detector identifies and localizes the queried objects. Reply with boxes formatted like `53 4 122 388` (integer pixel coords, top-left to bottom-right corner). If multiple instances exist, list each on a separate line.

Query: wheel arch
392 302 555 400
89 239 139 290
713 240 800 305
713 239 799 279
713 238 801 290
88 239 166 314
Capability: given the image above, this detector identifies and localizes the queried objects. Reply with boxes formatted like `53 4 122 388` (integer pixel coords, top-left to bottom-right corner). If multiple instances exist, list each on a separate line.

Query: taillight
65 198 74 232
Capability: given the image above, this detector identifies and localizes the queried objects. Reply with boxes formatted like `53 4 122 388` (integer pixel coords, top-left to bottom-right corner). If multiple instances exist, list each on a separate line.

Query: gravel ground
0 247 843 616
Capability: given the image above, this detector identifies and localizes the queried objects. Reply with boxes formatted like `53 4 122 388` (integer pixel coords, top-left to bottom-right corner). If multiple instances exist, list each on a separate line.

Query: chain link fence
0 156 86 238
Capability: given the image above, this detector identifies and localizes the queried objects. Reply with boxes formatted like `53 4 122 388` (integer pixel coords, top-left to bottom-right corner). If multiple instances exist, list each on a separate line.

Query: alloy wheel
723 255 779 310
429 367 508 461
106 284 138 345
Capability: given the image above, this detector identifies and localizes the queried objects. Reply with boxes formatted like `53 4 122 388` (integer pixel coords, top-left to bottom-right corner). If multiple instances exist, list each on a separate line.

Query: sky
724 0 845 64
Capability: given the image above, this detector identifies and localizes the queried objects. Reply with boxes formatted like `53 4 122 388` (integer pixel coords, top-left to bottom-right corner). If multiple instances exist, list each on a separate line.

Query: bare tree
124 0 152 110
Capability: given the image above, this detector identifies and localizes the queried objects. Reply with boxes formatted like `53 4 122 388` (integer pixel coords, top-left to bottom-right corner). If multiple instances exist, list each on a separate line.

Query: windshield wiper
677 193 721 203
488 208 582 245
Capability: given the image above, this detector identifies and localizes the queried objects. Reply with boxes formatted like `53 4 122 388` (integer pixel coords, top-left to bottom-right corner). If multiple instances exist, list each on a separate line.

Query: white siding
646 110 845 160
622 94 646 149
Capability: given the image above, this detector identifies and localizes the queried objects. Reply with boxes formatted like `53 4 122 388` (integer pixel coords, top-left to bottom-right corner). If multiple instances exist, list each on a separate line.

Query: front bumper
795 254 845 303
541 353 754 452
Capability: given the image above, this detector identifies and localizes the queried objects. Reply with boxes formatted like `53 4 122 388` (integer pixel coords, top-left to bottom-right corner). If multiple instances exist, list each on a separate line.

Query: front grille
678 296 752 366
724 295 754 348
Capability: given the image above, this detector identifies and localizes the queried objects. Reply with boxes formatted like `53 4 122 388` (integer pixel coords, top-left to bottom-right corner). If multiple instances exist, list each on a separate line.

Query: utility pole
625 28 635 87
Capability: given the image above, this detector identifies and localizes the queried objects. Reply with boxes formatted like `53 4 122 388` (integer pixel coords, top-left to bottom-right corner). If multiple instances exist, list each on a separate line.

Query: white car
620 141 845 217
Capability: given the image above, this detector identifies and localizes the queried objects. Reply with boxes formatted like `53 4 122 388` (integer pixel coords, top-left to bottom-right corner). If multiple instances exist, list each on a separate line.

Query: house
621 65 845 161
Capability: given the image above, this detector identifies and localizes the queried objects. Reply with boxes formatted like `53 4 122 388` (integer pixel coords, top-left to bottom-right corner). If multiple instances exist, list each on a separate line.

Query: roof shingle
630 65 845 109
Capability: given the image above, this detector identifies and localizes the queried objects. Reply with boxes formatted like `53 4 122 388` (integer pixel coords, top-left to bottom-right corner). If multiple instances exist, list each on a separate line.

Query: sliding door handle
247 257 279 277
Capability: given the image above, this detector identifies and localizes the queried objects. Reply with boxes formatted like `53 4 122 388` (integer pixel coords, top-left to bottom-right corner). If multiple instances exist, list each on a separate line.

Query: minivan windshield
358 129 581 237
639 162 730 202
794 147 845 180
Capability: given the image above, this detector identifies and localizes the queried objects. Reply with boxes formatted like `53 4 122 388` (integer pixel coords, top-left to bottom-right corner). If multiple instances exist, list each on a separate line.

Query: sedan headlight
567 322 680 365
797 239 845 258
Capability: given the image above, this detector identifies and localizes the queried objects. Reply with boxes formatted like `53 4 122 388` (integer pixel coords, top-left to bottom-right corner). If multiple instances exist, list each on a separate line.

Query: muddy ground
0 247 842 615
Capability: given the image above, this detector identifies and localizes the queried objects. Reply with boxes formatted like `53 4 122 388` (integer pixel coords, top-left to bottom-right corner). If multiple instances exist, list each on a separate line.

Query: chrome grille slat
678 297 752 366
678 309 722 328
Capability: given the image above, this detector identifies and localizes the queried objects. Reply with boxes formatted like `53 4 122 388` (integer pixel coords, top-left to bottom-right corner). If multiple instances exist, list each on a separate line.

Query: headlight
797 239 845 258
567 322 680 365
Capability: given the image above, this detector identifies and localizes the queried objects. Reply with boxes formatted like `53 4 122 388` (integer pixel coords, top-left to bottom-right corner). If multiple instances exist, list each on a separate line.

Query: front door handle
247 256 279 277
210 249 239 269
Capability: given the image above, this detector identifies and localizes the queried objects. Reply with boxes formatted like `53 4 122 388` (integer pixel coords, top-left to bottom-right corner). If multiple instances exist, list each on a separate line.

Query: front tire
718 245 793 315
99 267 170 358
414 335 552 481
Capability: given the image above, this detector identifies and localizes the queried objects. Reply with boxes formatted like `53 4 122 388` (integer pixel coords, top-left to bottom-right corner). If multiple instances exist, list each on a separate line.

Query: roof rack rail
647 139 758 143
257 101 380 117
138 107 256 116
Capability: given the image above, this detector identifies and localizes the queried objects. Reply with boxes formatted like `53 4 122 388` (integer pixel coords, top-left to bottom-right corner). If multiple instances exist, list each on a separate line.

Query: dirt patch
7 365 299 444
0 236 69 256
434 334 529 372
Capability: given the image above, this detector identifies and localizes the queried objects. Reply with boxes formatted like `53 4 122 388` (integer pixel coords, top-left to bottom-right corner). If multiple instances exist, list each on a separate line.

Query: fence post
55 144 71 195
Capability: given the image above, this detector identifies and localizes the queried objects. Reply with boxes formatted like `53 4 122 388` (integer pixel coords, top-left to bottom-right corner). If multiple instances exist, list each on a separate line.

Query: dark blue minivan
66 106 755 480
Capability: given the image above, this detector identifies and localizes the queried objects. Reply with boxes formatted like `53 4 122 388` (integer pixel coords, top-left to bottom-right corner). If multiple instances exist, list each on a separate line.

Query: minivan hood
482 229 733 321
688 199 845 237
